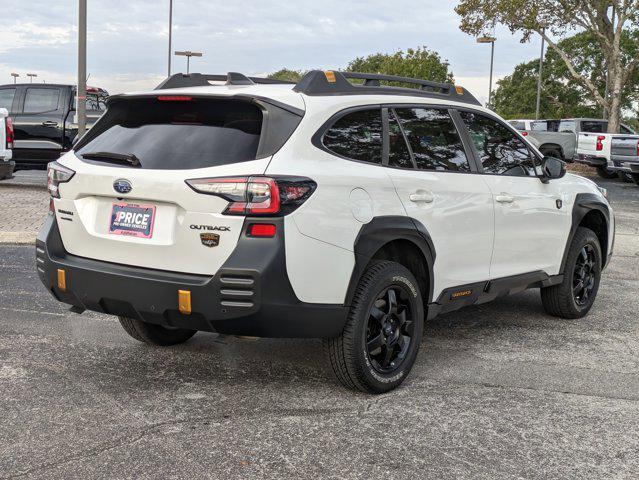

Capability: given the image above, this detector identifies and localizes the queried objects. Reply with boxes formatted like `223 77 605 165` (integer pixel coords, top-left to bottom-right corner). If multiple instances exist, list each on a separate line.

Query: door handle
41 121 58 127
409 192 434 203
495 194 514 204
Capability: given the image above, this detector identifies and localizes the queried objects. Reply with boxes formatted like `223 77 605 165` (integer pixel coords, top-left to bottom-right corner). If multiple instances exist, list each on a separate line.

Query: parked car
0 107 14 179
609 135 639 184
509 117 635 170
37 71 614 393
0 83 108 169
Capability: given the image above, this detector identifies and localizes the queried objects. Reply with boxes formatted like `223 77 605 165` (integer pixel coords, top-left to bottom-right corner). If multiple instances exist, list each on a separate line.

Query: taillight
596 135 606 151
636 140 639 156
5 117 13 149
47 161 75 199
185 176 316 216
521 131 528 137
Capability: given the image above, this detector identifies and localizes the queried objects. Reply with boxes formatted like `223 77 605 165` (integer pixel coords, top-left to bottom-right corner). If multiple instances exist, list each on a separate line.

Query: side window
23 88 60 114
388 111 413 169
558 120 576 133
394 108 471 172
581 121 607 133
460 111 537 176
322 109 382 164
0 88 16 112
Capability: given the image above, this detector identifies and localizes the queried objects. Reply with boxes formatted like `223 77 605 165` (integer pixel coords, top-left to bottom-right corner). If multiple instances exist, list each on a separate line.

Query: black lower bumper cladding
36 215 348 338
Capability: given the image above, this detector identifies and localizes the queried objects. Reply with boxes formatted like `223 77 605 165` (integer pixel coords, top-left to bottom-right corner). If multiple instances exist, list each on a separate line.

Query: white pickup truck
0 107 14 180
576 131 639 184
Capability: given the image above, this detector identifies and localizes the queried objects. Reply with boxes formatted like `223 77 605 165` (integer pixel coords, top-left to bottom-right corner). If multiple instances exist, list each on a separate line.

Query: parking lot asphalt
0 175 638 479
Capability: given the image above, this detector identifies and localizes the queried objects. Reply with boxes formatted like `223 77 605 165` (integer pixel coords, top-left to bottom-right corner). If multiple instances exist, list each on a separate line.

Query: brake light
521 131 528 137
47 161 75 199
247 224 277 237
185 176 316 216
596 135 606 151
5 117 13 149
157 95 193 101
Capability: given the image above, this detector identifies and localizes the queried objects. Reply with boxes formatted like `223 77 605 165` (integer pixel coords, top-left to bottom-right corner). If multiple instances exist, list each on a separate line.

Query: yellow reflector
455 86 464 95
178 290 191 315
324 71 337 83
57 269 66 292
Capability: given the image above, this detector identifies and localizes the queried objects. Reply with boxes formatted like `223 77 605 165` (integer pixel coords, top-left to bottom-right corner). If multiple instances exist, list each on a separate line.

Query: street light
175 50 203 74
78 0 87 136
477 36 497 108
10 73 19 84
168 0 173 76
26 73 38 83
535 28 546 120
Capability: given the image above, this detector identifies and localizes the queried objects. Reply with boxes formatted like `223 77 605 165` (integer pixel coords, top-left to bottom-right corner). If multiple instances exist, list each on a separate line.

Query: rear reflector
247 224 276 237
178 290 192 315
57 269 67 292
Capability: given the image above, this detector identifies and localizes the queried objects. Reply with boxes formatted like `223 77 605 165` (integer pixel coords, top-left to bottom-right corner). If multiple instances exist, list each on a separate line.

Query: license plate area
109 203 156 238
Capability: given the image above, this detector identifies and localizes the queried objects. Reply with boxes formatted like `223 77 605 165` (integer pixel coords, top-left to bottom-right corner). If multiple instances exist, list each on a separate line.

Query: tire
541 147 563 160
596 166 617 179
541 227 602 319
631 173 639 186
618 171 633 183
118 317 196 346
324 261 424 394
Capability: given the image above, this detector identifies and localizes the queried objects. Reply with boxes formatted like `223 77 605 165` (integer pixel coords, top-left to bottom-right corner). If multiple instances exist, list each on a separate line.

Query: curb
0 232 36 245
0 180 47 189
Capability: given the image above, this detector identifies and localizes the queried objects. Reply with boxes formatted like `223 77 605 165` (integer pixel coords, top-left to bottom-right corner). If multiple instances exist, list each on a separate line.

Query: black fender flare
344 216 436 306
560 193 612 273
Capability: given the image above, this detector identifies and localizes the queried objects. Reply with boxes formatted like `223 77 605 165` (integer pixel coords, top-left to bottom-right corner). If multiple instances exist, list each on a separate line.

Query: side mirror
541 156 566 183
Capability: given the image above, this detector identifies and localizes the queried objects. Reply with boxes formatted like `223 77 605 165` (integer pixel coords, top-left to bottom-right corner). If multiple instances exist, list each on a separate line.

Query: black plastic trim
345 216 436 306
155 72 296 90
36 215 348 338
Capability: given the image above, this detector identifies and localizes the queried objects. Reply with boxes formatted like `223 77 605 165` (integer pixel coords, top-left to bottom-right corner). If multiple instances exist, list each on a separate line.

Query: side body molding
344 216 436 306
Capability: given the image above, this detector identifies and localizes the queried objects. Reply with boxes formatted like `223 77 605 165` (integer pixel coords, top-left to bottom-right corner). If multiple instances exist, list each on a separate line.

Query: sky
0 0 547 104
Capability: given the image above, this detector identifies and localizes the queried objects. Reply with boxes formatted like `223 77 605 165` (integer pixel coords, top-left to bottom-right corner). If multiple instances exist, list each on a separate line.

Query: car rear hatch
51 94 302 275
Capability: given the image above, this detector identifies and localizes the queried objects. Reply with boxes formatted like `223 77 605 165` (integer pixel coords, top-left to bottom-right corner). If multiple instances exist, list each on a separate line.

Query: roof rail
293 70 481 106
155 72 296 90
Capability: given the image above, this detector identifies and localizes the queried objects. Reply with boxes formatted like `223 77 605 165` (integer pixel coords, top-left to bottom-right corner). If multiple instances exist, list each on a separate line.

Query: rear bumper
36 215 348 338
0 160 14 179
574 154 607 167
608 155 639 172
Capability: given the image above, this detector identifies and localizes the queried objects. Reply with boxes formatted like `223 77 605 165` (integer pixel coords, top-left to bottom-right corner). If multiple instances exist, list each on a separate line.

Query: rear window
581 121 607 133
75 98 263 169
509 121 526 131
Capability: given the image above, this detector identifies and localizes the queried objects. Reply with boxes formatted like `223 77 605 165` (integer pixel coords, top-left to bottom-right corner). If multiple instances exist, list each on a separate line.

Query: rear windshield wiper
80 151 141 168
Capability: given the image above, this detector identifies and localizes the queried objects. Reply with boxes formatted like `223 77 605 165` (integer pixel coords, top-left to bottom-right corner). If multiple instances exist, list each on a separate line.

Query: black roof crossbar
155 72 296 90
293 70 481 106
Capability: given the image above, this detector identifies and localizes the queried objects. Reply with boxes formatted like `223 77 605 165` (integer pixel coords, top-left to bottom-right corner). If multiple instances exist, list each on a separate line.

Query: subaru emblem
113 179 133 194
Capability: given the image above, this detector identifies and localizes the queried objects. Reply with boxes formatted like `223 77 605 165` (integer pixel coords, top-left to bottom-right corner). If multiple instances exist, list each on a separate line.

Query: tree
267 69 305 82
492 31 639 119
346 46 455 85
455 0 639 133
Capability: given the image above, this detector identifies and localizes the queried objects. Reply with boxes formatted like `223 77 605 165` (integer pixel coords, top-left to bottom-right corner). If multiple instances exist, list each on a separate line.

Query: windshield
75 97 264 170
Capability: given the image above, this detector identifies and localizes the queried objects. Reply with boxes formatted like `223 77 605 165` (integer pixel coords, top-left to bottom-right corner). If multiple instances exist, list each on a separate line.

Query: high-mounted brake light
185 176 316 216
596 135 606 151
5 117 13 149
157 95 193 101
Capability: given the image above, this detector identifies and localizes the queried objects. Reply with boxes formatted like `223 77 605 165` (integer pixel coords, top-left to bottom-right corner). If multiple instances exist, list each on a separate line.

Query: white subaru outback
37 71 614 393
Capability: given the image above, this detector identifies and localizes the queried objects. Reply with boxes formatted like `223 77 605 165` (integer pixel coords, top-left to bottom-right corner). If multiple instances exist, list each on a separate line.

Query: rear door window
0 88 16 112
23 88 60 113
388 111 413 169
558 120 576 133
75 98 264 170
394 108 471 172
322 109 382 164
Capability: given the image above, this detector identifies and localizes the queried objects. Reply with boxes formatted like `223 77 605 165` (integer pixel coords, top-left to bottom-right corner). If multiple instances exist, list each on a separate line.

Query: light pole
26 73 38 83
168 0 173 76
535 28 546 120
10 73 19 84
78 0 87 136
175 50 202 74
477 36 497 108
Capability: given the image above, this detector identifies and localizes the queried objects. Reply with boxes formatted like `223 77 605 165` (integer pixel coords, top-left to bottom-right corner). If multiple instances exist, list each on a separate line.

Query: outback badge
200 233 219 248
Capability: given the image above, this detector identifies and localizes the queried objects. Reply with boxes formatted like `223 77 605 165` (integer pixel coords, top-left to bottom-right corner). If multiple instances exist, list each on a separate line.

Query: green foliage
493 32 639 119
346 47 455 85
267 69 305 82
